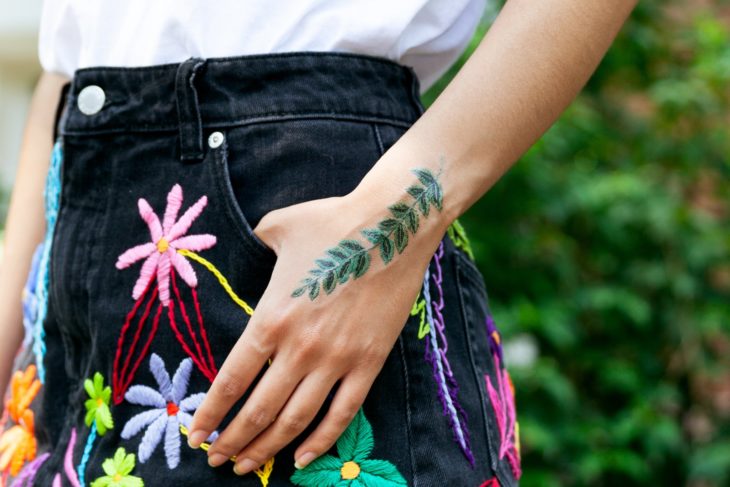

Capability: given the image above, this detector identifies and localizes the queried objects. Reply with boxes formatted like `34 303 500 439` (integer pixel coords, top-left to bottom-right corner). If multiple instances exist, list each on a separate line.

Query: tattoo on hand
291 164 444 300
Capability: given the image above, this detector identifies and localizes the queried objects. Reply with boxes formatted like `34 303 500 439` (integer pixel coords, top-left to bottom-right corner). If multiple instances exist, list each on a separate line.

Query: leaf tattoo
292 165 444 300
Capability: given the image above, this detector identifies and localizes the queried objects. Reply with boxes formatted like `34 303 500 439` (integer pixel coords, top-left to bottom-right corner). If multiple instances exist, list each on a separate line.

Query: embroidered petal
138 199 163 243
164 417 181 469
131 253 159 301
116 243 156 270
121 409 165 440
149 353 173 401
336 408 373 463
138 414 167 463
125 385 166 408
178 392 205 412
169 235 216 252
167 195 207 241
162 184 183 235
289 454 343 486
170 358 193 404
156 252 173 306
169 250 198 289
359 459 408 485
177 411 193 429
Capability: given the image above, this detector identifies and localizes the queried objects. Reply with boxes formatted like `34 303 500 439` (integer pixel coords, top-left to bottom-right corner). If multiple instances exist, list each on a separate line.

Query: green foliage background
422 2 730 485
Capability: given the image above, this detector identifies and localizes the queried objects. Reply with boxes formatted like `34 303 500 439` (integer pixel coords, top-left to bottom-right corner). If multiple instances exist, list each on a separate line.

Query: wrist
343 156 454 258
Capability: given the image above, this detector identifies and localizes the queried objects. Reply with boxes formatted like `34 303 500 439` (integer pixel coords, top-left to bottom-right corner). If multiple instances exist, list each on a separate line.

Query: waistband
57 51 424 160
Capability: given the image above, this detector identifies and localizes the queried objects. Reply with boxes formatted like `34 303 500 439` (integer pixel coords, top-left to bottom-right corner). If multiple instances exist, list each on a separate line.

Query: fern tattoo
292 165 444 300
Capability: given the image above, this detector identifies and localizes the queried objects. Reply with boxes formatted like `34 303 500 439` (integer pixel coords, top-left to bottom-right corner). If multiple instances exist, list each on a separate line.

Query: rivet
208 131 225 149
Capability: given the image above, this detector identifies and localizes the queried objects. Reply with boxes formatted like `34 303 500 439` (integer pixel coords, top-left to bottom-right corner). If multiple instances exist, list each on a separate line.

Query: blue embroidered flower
21 244 43 348
121 353 216 469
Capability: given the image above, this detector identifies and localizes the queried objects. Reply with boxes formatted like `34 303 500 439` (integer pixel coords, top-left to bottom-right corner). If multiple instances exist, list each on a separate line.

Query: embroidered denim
7 52 520 486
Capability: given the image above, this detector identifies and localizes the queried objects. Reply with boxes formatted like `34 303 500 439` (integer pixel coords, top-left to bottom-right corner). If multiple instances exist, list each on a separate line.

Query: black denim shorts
5 52 521 486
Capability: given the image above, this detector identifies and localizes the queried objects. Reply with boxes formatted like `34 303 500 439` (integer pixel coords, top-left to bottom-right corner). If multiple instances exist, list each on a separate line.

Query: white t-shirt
38 0 486 94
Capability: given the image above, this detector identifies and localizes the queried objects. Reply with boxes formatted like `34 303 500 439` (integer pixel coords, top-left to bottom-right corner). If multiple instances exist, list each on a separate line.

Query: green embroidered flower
91 447 144 487
84 372 114 435
291 408 406 487
446 218 474 260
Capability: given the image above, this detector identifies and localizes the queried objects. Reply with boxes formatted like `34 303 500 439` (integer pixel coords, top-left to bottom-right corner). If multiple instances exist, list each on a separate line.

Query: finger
231 369 339 475
292 369 377 469
205 354 305 466
188 324 273 448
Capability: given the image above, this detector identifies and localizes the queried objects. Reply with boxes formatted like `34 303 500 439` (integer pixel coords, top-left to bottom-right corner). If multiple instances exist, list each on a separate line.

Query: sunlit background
1 1 728 486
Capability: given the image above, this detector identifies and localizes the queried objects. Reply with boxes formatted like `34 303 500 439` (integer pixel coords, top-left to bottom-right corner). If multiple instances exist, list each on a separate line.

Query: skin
0 72 70 401
188 0 639 475
0 0 637 477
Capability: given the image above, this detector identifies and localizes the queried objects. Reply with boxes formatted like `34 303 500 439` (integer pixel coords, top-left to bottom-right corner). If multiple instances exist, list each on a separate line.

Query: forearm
0 71 69 395
349 0 636 241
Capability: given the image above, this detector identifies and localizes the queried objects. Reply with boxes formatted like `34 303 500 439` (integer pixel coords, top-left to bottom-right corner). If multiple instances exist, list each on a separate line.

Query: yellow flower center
96 398 104 407
113 473 122 482
340 461 360 480
157 238 169 253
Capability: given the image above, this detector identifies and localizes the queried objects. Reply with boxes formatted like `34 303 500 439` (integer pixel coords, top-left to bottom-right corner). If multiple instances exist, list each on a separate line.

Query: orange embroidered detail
340 461 360 480
0 365 41 477
7 365 41 423
0 410 37 476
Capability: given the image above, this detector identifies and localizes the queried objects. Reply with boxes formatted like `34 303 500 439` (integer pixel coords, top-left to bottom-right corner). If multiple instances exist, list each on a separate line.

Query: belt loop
175 57 207 161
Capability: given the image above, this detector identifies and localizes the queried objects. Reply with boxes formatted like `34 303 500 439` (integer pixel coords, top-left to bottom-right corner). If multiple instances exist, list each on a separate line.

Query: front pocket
207 133 278 262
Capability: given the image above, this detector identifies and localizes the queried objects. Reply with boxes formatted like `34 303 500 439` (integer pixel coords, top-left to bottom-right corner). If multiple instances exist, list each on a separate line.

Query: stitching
72 51 413 76
61 113 416 136
422 244 475 466
454 252 500 474
32 140 64 382
396 334 418 486
372 124 385 154
178 249 255 315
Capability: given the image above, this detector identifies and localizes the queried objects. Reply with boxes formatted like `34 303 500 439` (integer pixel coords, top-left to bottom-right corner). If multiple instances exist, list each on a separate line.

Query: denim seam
454 250 502 479
372 124 386 154
72 51 413 76
61 113 416 137
396 334 418 486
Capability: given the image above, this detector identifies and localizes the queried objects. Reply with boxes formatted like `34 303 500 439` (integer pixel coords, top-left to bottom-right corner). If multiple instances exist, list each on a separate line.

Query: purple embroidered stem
12 452 50 486
423 241 474 466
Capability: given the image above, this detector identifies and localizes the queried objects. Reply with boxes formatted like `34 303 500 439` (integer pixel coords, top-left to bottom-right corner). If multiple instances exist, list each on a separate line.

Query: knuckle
311 428 340 449
257 318 286 342
330 400 360 427
278 411 309 435
243 404 274 430
215 371 245 400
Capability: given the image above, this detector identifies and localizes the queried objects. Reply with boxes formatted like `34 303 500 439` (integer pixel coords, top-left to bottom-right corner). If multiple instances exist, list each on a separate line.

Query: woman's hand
187 188 448 475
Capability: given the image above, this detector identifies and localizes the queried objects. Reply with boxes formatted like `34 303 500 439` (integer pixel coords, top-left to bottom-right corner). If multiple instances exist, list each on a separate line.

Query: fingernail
294 452 317 469
233 458 258 475
188 430 208 449
208 453 229 467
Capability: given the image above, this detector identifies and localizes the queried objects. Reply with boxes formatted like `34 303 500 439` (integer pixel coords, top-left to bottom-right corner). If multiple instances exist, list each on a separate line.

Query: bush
424 2 730 485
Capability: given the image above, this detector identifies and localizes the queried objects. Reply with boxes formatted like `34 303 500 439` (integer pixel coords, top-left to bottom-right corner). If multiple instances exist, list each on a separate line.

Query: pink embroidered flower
116 184 216 306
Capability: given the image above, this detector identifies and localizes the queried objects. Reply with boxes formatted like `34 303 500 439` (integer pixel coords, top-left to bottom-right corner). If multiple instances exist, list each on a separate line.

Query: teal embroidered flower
91 447 144 487
84 372 114 435
290 408 406 487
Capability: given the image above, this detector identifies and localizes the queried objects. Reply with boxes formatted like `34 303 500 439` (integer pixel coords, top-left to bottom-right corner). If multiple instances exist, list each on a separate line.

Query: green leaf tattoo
292 165 443 300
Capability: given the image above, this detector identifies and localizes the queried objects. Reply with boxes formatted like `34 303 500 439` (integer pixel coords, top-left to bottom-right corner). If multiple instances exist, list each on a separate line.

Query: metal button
77 85 106 115
208 131 225 148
